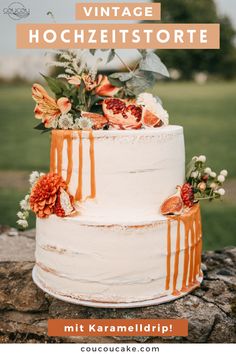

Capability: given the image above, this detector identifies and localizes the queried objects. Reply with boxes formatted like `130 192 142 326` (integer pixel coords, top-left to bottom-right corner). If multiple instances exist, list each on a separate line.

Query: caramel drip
50 130 57 173
165 204 202 295
65 132 73 185
89 130 96 199
172 220 181 296
181 218 190 292
165 220 171 291
188 216 195 286
75 131 83 201
56 132 64 176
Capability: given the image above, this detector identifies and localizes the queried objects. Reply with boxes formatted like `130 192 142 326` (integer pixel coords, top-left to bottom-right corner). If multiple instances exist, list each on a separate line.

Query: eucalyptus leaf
108 75 125 88
139 52 169 78
106 49 115 63
109 72 133 82
125 70 156 96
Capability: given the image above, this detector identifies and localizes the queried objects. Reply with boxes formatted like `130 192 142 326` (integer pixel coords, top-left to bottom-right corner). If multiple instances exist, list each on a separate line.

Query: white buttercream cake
33 125 203 307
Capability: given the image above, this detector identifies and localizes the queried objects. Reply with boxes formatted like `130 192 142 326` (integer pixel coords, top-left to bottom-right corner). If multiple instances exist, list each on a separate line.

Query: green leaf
89 49 96 56
139 52 169 78
34 122 46 131
106 49 115 63
125 70 156 96
109 72 133 82
41 74 62 95
41 128 52 134
107 75 125 88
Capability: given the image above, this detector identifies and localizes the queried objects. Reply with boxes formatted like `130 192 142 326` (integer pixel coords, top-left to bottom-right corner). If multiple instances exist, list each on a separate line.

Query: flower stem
114 51 132 72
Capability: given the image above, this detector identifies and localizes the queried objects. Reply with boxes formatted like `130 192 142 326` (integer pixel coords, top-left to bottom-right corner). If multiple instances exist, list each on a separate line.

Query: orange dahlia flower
30 173 67 218
32 83 71 128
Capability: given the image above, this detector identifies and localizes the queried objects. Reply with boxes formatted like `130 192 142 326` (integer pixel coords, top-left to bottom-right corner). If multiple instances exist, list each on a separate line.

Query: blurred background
0 0 236 250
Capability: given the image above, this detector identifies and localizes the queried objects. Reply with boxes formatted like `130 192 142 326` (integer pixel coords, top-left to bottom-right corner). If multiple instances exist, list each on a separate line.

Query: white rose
210 171 216 178
217 175 225 183
204 167 211 174
216 188 225 196
17 219 28 228
198 155 206 163
220 170 228 177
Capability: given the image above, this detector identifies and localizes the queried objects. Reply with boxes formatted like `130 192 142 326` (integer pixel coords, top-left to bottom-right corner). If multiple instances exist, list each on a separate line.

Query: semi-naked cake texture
33 126 203 307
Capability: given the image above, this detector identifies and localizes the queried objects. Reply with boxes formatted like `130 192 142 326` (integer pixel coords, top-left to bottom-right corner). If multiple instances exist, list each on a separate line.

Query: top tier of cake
50 126 185 223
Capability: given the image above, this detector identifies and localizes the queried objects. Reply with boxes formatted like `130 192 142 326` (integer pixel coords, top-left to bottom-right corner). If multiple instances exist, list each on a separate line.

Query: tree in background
154 0 236 79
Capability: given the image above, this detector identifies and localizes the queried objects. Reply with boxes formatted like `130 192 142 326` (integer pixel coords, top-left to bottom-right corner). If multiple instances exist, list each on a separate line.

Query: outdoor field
0 81 235 250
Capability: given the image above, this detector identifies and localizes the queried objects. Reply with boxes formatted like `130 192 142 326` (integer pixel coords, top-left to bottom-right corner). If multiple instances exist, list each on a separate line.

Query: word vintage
75 3 161 21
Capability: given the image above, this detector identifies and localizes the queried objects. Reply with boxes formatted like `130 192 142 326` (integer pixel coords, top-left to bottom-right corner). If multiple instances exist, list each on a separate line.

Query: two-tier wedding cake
17 50 227 308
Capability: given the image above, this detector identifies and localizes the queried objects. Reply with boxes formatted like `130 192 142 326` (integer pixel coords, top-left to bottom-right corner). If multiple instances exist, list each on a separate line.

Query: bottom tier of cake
33 204 203 308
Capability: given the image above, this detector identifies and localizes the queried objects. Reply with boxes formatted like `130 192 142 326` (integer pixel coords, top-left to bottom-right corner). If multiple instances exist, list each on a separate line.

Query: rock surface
0 227 235 343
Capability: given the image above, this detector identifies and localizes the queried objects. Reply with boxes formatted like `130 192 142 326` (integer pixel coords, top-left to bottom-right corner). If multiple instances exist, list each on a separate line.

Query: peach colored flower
68 75 81 87
95 75 120 97
82 74 100 91
30 173 67 218
32 83 71 128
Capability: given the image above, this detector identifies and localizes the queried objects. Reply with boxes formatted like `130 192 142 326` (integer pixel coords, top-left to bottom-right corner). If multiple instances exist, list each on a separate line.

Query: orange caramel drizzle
50 130 96 202
89 130 96 199
75 131 83 201
165 220 171 291
65 132 73 185
165 204 202 296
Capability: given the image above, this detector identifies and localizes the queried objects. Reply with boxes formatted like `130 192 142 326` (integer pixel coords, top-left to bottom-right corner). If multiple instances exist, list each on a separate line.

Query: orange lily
95 75 120 97
32 84 71 128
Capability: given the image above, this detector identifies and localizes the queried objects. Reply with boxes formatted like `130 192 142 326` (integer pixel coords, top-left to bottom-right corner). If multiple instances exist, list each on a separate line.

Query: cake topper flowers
32 49 170 132
160 155 228 216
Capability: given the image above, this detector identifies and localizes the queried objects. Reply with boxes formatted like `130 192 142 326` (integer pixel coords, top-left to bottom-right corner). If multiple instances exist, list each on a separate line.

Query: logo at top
3 2 30 20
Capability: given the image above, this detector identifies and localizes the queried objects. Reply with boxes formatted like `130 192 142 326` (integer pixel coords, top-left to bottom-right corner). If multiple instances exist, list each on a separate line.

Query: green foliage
155 0 236 79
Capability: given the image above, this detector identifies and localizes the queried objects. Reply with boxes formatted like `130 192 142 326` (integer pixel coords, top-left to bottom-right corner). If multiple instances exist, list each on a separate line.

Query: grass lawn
0 81 236 250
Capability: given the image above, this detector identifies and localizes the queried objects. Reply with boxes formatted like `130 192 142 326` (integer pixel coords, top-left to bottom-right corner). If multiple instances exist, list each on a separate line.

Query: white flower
58 113 74 130
75 117 93 130
137 93 157 106
17 211 24 219
17 219 28 228
220 170 228 177
137 93 169 125
198 155 206 163
210 171 216 178
20 198 30 211
216 188 225 196
49 119 59 129
217 175 225 183
210 182 217 190
192 156 198 161
191 171 198 179
204 167 211 174
29 171 40 185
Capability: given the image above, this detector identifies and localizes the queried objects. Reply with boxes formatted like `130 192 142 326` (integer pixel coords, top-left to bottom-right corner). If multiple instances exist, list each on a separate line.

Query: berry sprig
186 155 228 202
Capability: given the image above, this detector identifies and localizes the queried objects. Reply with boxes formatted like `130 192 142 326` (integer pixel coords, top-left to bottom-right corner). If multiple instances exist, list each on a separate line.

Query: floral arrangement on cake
32 49 169 132
160 155 228 216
